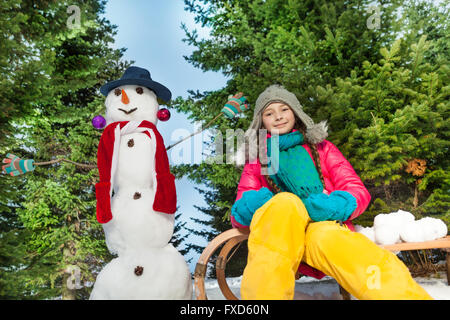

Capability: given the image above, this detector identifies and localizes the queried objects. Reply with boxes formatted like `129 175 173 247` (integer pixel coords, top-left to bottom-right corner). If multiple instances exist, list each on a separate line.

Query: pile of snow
355 210 448 245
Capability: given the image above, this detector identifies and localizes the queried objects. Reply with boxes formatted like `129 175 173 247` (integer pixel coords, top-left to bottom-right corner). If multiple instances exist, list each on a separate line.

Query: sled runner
194 229 450 300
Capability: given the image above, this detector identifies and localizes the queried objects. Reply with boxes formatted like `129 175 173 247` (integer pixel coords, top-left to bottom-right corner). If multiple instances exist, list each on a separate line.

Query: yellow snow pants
241 192 432 300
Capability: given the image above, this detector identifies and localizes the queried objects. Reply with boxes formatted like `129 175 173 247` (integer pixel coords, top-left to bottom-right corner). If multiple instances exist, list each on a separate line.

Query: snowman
89 66 192 300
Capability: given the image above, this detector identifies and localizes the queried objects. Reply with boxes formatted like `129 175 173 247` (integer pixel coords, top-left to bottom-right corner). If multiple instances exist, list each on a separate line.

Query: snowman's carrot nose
121 89 129 104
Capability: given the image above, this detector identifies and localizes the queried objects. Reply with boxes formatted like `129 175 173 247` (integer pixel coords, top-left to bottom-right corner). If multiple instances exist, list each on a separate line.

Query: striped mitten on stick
2 153 35 176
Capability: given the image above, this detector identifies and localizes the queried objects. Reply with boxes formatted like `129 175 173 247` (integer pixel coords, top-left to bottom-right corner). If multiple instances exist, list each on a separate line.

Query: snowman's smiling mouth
118 107 138 115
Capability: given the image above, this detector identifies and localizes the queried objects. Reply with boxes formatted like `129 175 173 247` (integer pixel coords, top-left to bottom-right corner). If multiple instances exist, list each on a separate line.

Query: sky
102 0 228 273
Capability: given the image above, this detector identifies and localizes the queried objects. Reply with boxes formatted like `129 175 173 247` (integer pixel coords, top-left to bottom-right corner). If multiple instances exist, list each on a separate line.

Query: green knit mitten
2 153 35 176
221 92 249 119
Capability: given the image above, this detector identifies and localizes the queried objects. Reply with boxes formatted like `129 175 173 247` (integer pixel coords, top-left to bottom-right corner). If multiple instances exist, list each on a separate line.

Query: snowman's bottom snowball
89 244 192 300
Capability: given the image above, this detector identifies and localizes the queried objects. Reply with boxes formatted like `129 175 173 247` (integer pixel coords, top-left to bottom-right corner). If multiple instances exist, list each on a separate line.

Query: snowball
375 224 401 245
374 210 415 229
422 217 448 240
90 245 192 300
400 217 448 243
399 221 425 243
373 213 390 228
373 210 418 245
435 219 448 238
391 210 415 224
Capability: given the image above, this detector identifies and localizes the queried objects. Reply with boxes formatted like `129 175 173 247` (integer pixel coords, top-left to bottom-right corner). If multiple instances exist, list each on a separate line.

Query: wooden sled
193 229 450 300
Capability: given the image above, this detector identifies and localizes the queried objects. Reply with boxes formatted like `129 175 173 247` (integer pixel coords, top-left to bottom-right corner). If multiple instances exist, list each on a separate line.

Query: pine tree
170 212 192 261
0 0 57 298
318 0 449 226
0 0 129 299
342 36 449 227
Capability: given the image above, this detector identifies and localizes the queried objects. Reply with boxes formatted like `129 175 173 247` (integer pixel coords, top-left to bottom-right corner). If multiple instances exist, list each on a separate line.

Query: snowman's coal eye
136 87 143 95
114 88 121 96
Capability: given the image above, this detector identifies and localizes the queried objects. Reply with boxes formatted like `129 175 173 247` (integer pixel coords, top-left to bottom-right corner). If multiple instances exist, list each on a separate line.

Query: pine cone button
134 266 144 276
128 139 134 147
133 192 141 200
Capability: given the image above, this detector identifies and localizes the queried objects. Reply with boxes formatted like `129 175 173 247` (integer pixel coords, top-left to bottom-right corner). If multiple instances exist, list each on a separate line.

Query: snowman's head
104 84 159 125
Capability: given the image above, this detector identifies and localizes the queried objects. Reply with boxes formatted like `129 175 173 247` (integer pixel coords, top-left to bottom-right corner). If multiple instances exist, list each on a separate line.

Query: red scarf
95 120 176 224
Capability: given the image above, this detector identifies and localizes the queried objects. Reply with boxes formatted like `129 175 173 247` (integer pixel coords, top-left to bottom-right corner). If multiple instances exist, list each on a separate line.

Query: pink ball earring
157 108 171 121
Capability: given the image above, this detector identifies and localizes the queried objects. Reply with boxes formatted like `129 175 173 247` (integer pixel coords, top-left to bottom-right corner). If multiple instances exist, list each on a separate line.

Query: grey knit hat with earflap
234 84 328 166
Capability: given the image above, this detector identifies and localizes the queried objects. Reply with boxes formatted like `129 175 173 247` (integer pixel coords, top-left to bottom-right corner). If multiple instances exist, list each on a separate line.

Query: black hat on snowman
100 66 172 102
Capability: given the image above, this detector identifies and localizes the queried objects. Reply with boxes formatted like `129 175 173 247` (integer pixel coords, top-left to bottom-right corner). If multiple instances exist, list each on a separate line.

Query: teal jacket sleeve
231 187 274 226
303 190 357 222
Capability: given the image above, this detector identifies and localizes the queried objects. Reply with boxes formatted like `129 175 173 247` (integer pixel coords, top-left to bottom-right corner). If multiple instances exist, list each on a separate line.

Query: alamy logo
66 265 83 290
366 265 381 290
67 5 81 30
169 124 280 174
366 5 381 30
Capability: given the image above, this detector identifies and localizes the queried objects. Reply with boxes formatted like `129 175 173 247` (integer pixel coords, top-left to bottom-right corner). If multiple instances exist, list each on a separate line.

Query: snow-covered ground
195 271 450 300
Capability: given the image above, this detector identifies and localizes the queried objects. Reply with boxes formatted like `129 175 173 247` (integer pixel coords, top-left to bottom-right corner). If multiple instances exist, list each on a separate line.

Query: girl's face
261 102 296 135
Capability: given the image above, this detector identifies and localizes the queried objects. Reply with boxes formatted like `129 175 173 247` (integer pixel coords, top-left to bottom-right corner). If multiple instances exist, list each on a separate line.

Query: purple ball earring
92 115 106 129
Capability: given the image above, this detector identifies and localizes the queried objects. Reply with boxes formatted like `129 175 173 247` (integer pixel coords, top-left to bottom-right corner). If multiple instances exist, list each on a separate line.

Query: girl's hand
231 187 273 226
303 190 357 222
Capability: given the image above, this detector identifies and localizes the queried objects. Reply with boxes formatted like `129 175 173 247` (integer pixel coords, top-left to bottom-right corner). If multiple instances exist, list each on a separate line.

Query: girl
231 84 432 300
